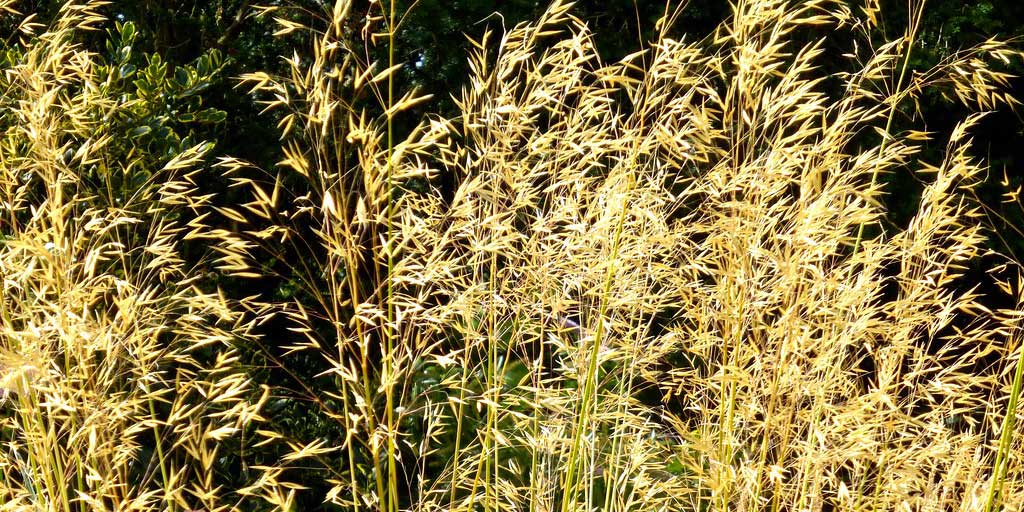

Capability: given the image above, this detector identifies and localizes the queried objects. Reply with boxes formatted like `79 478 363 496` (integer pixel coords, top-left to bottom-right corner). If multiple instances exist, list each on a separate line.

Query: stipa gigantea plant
651 1 1024 511
0 2 269 511
221 0 1024 512
222 1 730 511
219 0 449 508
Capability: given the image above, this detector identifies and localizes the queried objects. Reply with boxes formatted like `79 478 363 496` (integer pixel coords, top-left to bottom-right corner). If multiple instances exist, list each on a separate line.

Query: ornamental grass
3 0 1024 511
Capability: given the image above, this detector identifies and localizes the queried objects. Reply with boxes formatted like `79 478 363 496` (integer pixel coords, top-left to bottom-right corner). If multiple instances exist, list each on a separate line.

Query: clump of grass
0 2 267 510
222 0 1024 511
5 0 1024 511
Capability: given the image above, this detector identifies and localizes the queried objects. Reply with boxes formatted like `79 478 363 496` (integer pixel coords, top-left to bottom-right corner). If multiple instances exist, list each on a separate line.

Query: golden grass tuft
5 0 1024 511
0 2 268 510
224 1 1024 510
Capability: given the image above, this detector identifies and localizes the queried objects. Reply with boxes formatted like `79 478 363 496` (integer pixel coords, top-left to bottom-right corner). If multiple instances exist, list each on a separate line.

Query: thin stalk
384 1 399 512
602 313 648 511
147 382 174 511
559 170 634 512
851 0 924 255
327 87 364 512
753 304 799 509
330 238 362 512
21 390 47 508
448 365 468 509
984 326 1024 512
529 318 548 512
486 250 497 511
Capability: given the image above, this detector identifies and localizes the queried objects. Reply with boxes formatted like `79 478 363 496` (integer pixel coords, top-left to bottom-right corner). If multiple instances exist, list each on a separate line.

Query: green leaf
178 81 211 99
119 63 136 79
121 22 135 44
174 66 190 87
502 360 529 390
193 108 227 124
129 125 151 138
